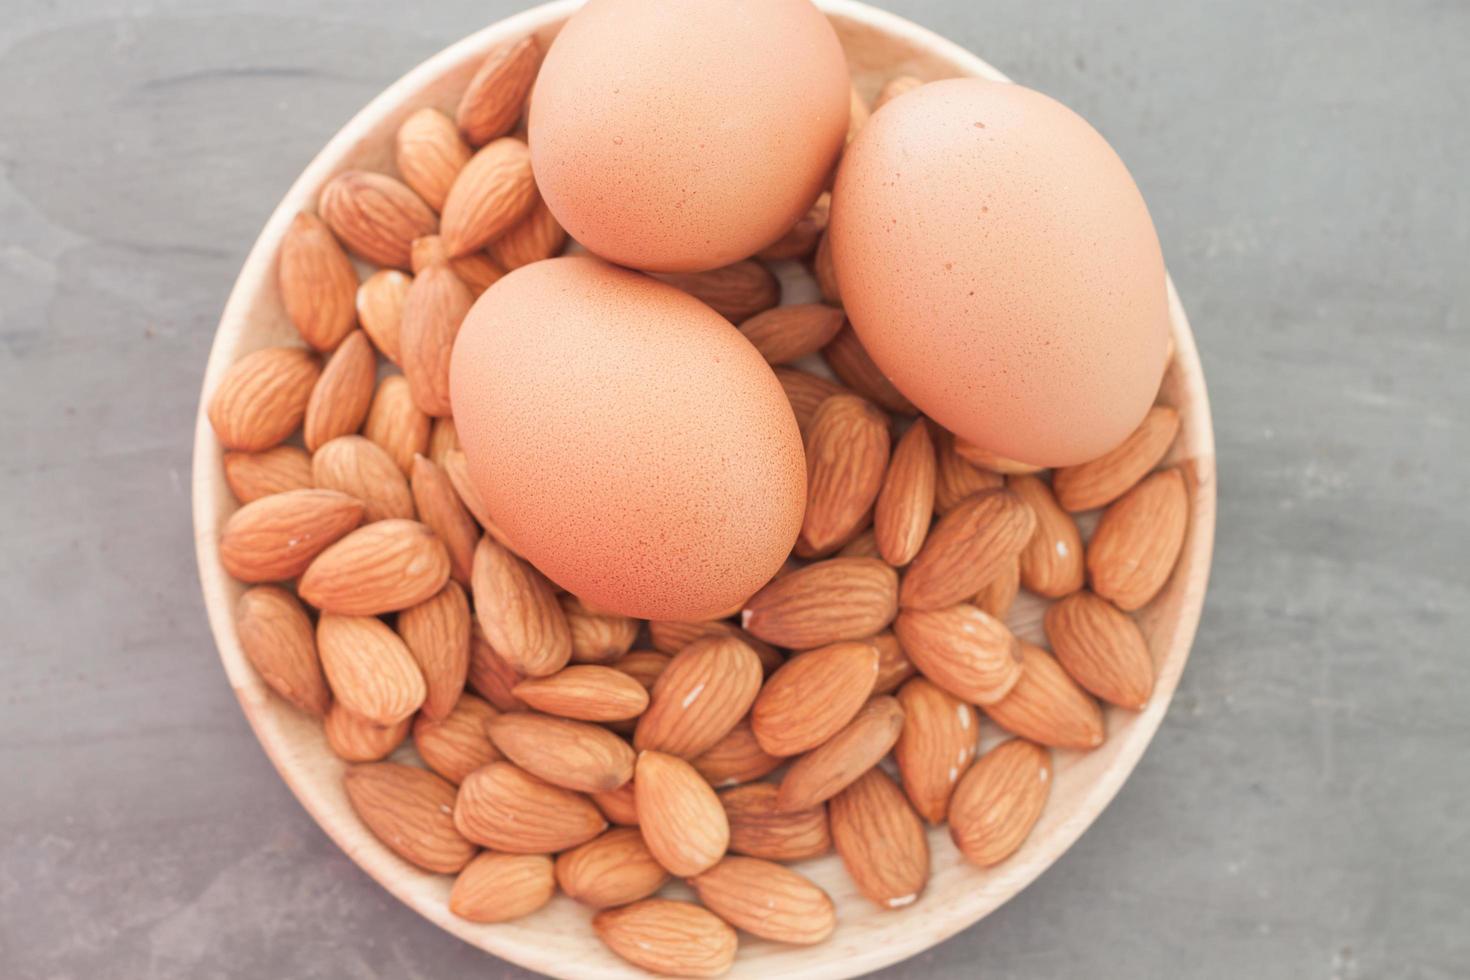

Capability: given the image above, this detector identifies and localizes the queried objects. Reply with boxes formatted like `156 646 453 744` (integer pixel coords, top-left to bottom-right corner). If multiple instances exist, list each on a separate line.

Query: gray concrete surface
2 0 1466 977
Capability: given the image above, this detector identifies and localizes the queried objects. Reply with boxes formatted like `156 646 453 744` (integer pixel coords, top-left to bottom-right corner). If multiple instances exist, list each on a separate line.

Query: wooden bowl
192 2 1216 976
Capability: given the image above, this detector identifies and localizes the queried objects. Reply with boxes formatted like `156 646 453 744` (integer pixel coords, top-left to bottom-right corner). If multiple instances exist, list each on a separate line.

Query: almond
442 449 509 541
757 191 829 261
453 761 606 852
953 439 1044 475
356 269 410 364
871 630 917 695
412 693 501 783
318 170 437 269
310 435 414 523
773 366 848 441
894 676 979 823
837 528 881 559
299 519 450 615
634 635 763 758
470 535 572 677
449 852 555 923
397 581 471 721
655 260 780 321
738 303 845 366
316 613 426 725
487 195 567 270
1087 467 1189 610
800 394 890 555
720 783 830 862
456 36 540 146
1045 590 1154 709
1053 404 1181 512
324 703 411 762
846 83 871 145
219 488 363 583
612 650 672 692
875 418 937 565
443 246 505 296
635 750 730 876
1008 474 1085 598
593 899 737 979
512 665 650 721
302 330 376 451
948 738 1051 867
983 642 1105 749
690 856 836 946
363 374 430 474
874 74 923 109
395 107 472 212
208 346 320 451
741 557 898 650
751 641 879 757
829 767 929 910
409 454 477 585
645 621 781 674
560 594 639 664
222 445 313 503
591 780 640 826
278 211 358 352
556 827 670 909
487 712 635 793
691 720 783 788
933 426 1004 515
973 556 1021 620
440 138 536 256
235 585 330 716
822 324 917 415
343 762 474 873
466 622 526 712
814 228 840 304
893 603 1022 705
427 416 460 467
399 262 474 416
776 696 905 812
900 487 1036 610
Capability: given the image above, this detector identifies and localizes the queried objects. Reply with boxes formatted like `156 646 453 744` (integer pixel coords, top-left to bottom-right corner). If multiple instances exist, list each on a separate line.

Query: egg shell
830 78 1170 467
528 0 850 273
448 256 806 621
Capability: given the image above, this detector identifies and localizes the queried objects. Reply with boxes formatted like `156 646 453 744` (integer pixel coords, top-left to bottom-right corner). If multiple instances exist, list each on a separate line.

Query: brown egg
528 0 849 273
831 79 1170 467
449 257 805 621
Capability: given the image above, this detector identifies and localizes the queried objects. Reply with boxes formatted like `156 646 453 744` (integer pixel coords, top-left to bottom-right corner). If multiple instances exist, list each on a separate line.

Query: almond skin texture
466 623 527 712
363 374 431 474
453 762 606 853
822 324 917 414
876 418 938 566
556 827 669 909
742 557 898 650
894 604 1023 705
428 416 460 467
343 763 474 873
757 190 830 261
829 767 929 910
1054 404 1181 512
487 712 635 793
895 677 979 823
974 556 1021 620
561 595 639 664
299 520 450 616
613 650 672 692
593 899 737 979
319 170 437 269
690 856 837 945
801 394 891 555
635 750 730 876
409 454 478 586
235 586 330 716
984 642 1106 750
449 852 555 924
933 427 1004 515
471 535 572 677
310 435 415 523
1010 474 1085 598
777 696 905 812
316 614 426 725
720 783 830 862
814 229 840 304
838 528 881 560
634 635 763 759
512 665 650 721
751 641 879 757
222 445 314 503
655 260 781 322
591 781 640 826
646 620 780 674
302 330 376 452
488 196 567 270
1045 590 1155 709
219 489 363 583
412 693 501 783
1087 467 1189 610
400 262 475 417
397 582 471 722
440 138 537 256
395 107 472 212
949 739 1052 867
871 631 918 695
900 487 1037 610
738 303 845 366
324 704 411 762
773 367 848 442
208 346 320 451
356 269 410 364
691 720 783 788
953 440 1045 475
278 211 357 352
456 36 541 146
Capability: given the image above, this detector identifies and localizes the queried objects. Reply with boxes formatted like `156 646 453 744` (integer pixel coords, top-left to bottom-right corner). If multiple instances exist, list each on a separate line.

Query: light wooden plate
192 2 1216 976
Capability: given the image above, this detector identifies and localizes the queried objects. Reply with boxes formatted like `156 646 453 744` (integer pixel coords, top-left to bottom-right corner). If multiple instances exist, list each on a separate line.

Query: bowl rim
191 2 1217 977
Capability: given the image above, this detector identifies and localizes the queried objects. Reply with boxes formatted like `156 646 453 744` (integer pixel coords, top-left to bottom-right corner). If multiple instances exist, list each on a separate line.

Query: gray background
1 0 1466 977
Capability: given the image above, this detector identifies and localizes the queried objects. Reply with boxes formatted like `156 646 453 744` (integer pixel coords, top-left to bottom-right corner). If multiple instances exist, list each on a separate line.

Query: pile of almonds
209 35 1190 979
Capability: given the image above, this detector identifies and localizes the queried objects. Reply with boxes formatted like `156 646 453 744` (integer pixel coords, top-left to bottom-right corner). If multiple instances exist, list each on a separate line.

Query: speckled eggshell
830 78 1170 467
449 256 806 621
528 0 849 273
